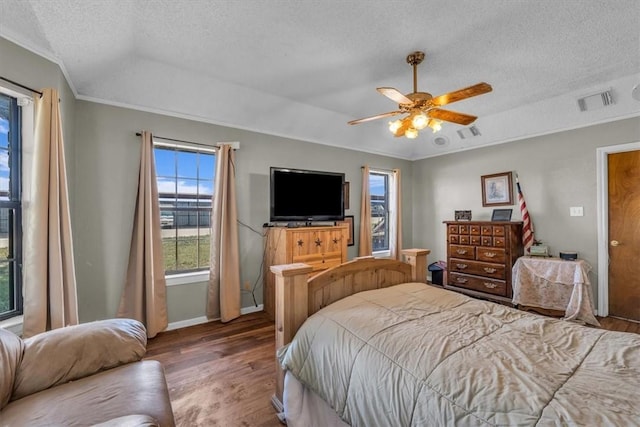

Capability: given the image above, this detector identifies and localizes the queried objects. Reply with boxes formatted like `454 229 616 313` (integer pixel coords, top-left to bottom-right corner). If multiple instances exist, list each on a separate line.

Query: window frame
0 91 23 321
153 141 216 281
369 169 395 258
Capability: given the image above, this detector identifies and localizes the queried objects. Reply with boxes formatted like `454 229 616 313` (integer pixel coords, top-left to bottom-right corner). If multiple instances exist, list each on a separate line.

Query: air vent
433 136 449 146
457 125 481 139
577 89 614 112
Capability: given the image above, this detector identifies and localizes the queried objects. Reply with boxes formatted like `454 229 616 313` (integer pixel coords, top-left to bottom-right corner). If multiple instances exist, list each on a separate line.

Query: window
154 143 215 275
370 171 390 253
0 92 23 320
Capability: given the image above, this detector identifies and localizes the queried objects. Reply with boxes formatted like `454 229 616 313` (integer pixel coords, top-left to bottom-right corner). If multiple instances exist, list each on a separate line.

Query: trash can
428 261 446 286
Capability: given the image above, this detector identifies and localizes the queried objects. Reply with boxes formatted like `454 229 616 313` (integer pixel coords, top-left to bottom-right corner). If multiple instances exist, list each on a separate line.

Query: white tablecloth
512 257 600 326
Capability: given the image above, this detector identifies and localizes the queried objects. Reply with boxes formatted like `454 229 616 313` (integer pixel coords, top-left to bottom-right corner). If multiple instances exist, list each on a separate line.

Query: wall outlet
569 206 584 217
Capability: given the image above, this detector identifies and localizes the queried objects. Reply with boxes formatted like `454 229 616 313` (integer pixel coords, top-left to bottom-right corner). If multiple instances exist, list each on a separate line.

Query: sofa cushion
0 361 174 427
12 318 146 400
0 329 23 409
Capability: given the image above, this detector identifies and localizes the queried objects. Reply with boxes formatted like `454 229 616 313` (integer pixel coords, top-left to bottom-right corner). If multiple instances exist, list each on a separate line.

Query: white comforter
278 283 640 426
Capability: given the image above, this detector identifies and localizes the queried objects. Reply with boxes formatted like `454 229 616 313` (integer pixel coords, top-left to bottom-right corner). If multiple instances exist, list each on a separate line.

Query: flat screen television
270 167 345 222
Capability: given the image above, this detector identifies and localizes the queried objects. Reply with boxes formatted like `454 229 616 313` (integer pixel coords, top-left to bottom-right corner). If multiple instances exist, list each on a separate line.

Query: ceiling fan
348 51 492 139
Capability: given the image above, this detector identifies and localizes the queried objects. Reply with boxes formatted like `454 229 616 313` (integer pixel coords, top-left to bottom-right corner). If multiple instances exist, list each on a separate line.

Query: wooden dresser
263 225 348 319
444 221 523 303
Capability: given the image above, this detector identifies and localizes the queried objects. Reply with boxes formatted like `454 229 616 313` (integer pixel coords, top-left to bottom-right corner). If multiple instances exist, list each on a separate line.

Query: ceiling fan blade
428 108 477 125
377 87 414 105
348 111 402 125
430 82 493 107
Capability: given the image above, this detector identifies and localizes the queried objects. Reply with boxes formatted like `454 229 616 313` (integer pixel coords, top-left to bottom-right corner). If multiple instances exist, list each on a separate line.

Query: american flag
516 175 534 253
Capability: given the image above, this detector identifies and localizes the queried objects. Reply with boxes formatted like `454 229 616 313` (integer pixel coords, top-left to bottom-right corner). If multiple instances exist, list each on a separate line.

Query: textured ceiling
1 0 639 160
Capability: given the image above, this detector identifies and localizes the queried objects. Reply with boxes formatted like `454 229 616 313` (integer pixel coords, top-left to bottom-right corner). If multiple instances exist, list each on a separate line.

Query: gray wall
73 101 413 323
412 117 640 304
0 37 76 216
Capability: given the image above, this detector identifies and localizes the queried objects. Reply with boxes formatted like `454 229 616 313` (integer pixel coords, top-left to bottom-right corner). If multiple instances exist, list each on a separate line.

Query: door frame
596 141 640 317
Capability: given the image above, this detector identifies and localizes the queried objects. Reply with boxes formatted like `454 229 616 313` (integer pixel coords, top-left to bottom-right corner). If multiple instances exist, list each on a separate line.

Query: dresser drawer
492 226 505 236
448 225 459 234
449 244 475 260
493 237 505 248
459 225 470 234
449 235 459 244
470 225 481 235
449 259 506 279
476 247 506 263
459 235 470 245
449 272 507 297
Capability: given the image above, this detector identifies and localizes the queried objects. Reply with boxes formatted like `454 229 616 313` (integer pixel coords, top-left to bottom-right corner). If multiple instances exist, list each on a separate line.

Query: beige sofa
0 318 175 426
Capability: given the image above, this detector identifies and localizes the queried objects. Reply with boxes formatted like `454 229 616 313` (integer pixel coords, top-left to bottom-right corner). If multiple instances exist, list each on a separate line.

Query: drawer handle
456 263 468 269
297 239 304 246
315 238 322 247
483 267 497 273
483 282 498 289
456 277 468 284
484 252 496 258
456 249 467 255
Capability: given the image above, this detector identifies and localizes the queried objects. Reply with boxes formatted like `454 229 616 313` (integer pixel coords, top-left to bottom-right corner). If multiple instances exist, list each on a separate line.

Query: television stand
263 224 349 319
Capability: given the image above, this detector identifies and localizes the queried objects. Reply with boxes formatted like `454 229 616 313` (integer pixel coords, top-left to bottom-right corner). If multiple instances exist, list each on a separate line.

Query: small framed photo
343 182 350 210
336 215 354 246
455 210 472 221
481 172 513 207
491 208 513 221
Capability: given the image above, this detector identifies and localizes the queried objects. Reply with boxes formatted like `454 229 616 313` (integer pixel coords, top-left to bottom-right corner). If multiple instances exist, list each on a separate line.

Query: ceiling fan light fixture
405 128 418 139
427 119 442 133
412 113 428 130
388 119 403 133
348 51 491 141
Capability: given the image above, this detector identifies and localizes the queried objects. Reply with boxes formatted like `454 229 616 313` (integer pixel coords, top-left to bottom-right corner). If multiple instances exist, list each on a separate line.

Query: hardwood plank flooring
145 312 280 427
146 311 638 427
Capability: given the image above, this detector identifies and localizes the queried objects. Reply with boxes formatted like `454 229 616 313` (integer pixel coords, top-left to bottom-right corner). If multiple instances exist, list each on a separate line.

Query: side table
512 257 600 326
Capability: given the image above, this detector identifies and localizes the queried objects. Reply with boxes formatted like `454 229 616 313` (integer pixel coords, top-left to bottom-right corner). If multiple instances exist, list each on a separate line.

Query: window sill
372 250 391 258
0 315 23 335
166 270 210 286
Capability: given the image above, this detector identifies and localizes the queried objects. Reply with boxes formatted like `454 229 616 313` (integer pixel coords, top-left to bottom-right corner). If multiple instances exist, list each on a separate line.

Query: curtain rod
362 166 397 173
0 76 43 97
135 132 216 149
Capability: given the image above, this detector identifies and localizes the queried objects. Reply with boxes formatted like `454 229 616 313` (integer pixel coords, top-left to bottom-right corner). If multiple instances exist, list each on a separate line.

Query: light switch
570 206 584 217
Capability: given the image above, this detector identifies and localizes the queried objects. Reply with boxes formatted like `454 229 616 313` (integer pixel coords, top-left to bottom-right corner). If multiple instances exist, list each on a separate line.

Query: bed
270 250 640 426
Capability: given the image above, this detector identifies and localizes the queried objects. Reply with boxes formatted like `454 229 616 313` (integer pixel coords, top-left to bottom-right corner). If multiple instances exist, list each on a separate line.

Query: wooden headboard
269 248 430 406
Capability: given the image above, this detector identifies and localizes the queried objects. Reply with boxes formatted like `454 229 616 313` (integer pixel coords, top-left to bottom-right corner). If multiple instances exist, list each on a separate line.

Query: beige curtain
390 168 403 260
117 131 168 338
358 165 372 256
207 144 241 322
22 88 78 338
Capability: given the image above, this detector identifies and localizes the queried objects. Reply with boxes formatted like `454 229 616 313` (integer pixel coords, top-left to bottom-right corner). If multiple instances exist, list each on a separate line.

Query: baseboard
241 304 264 315
166 304 264 331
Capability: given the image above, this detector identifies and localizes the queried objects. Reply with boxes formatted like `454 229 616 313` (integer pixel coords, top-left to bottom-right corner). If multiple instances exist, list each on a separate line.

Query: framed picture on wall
481 171 513 207
336 215 354 246
344 182 350 210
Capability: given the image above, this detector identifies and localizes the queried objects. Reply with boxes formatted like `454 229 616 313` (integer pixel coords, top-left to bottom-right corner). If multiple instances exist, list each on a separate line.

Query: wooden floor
146 311 638 427
145 312 280 427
